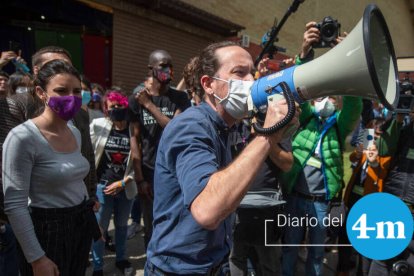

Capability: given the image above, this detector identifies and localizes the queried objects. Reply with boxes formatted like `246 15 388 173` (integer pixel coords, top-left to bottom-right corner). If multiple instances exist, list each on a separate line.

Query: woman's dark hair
194 41 237 97
34 59 80 90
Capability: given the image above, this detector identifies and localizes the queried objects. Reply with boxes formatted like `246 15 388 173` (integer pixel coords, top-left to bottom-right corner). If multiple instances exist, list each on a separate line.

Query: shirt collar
199 102 230 134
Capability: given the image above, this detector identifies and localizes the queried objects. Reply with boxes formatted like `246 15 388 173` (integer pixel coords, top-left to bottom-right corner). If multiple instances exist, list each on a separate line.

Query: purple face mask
47 95 82 121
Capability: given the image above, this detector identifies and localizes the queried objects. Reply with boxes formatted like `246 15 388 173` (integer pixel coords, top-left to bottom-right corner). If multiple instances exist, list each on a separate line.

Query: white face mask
212 77 253 119
15 86 29 94
314 97 336 118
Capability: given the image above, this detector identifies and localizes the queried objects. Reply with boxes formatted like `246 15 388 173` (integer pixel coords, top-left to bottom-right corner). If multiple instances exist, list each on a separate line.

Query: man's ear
200 75 213 96
35 86 47 102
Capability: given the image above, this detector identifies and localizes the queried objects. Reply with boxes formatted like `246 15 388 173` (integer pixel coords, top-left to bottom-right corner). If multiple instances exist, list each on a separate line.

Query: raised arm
134 89 175 128
190 100 297 230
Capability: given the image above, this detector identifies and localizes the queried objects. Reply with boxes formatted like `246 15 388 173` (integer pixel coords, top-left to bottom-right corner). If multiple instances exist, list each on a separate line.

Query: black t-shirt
97 127 130 184
128 87 190 171
250 139 292 190
228 121 292 190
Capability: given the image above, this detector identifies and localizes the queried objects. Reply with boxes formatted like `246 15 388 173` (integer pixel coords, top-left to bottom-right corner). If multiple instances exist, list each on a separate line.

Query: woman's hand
32 255 59 276
104 181 124 196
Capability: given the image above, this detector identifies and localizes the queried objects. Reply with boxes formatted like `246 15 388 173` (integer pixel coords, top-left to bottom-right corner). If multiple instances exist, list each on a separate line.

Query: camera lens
321 23 336 40
392 260 409 275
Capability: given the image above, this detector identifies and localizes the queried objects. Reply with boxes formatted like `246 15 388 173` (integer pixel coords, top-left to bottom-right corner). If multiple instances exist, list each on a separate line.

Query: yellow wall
181 0 414 58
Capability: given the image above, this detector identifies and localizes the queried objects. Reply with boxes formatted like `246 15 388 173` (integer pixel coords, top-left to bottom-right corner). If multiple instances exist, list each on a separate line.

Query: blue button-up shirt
147 103 233 274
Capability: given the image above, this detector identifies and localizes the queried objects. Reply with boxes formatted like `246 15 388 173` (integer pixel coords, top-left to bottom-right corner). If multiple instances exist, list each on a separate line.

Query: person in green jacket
281 96 362 275
281 21 363 276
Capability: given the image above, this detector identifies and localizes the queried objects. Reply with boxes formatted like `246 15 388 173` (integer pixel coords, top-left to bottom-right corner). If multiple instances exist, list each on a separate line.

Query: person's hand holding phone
355 143 364 159
0 51 17 68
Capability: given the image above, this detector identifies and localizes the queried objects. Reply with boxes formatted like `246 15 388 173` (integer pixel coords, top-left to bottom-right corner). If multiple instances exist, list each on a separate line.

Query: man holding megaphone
145 41 299 275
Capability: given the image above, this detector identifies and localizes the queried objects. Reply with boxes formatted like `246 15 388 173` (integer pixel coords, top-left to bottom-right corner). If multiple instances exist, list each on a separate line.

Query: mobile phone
362 128 375 149
8 41 30 74
8 41 21 53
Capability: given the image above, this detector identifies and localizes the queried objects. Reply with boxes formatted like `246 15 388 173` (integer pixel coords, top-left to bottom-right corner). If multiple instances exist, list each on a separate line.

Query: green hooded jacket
280 96 362 200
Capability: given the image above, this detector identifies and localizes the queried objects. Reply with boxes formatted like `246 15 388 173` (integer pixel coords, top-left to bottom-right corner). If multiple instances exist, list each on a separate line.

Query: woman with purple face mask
2 59 101 276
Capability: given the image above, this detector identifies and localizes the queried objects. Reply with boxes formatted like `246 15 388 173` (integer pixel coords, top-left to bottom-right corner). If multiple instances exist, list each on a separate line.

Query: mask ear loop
211 76 231 103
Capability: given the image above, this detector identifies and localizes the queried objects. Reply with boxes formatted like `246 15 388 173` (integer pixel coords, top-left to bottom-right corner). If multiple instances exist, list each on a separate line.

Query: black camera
395 78 414 114
392 260 410 275
313 16 341 48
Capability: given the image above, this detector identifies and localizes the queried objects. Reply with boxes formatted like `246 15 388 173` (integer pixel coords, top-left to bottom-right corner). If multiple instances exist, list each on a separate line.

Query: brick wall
111 8 217 93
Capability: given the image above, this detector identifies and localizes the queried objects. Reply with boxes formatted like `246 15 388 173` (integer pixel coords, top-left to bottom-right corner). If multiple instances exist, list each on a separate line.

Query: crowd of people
0 20 412 276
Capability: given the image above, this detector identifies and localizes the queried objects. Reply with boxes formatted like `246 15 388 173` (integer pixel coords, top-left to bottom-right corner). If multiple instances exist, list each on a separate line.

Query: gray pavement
86 219 146 276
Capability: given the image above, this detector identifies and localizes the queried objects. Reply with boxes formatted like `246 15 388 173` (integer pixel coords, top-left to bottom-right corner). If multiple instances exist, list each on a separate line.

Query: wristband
295 49 314 65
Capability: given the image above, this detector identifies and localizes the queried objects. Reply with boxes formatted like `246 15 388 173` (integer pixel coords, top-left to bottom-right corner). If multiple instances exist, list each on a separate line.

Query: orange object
267 59 286 72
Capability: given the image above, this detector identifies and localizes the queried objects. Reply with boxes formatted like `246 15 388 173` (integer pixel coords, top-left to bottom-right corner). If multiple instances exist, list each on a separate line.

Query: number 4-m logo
352 213 406 239
346 193 413 260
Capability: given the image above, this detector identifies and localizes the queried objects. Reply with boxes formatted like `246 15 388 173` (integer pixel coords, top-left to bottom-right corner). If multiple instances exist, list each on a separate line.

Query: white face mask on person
212 77 253 120
314 97 336 118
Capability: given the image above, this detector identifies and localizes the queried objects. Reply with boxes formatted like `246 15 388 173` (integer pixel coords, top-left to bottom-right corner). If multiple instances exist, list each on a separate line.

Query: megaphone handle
252 82 296 135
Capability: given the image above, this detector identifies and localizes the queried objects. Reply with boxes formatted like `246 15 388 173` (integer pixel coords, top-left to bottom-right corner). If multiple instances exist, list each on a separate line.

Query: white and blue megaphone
248 4 399 134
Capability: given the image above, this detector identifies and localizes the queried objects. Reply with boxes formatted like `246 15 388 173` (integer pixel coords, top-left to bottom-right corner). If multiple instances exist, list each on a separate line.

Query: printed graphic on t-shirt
142 107 174 126
104 135 129 173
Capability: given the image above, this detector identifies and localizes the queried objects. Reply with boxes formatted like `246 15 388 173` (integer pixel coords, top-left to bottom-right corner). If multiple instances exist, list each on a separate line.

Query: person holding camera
280 21 361 276
295 20 347 64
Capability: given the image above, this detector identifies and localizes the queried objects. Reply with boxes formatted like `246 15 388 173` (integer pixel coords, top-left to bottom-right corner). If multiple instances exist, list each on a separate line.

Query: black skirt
18 199 101 276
